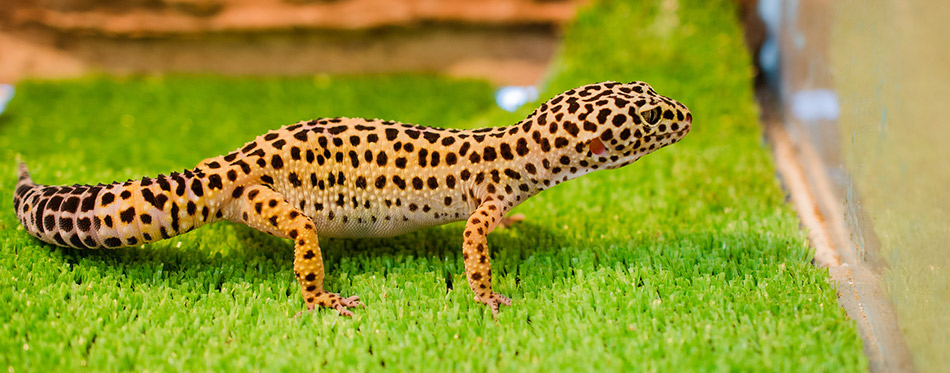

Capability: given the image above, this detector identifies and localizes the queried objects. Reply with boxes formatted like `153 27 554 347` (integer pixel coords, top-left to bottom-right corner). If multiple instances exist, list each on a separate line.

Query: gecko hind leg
224 184 362 316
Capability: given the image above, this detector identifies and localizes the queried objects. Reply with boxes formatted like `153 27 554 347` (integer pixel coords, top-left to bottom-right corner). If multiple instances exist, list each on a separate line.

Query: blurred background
1 0 948 371
0 0 584 85
761 0 949 371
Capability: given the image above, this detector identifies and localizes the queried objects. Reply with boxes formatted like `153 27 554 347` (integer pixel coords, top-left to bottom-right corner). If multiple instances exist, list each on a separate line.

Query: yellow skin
13 81 692 316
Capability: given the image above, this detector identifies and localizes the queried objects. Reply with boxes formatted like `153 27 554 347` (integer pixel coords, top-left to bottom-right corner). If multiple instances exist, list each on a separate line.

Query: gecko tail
16 161 34 190
13 160 225 249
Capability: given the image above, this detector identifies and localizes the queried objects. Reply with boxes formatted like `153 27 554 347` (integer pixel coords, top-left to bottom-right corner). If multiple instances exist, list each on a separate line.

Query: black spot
491 170 501 183
567 99 580 114
47 195 64 211
140 214 152 224
289 173 302 187
430 151 440 167
515 138 529 156
232 186 245 198
337 194 346 207
469 152 481 163
59 217 73 231
459 142 471 156
560 156 571 165
418 149 428 167
482 147 497 161
191 179 204 197
499 143 514 160
242 142 257 153
328 126 347 135
271 139 286 149
612 114 627 127
120 207 136 223
43 214 55 232
169 203 179 231
355 176 367 189
227 170 238 181
249 148 266 158
460 170 471 181
584 121 597 132
187 201 197 215
619 128 632 140
564 121 580 136
412 177 424 190
81 189 101 212
291 147 302 160
504 169 521 179
597 108 611 124
541 138 551 152
376 151 388 166
446 175 456 188
271 154 284 169
441 137 456 146
236 160 252 174
393 176 406 189
290 129 309 141
62 197 80 213
405 129 421 139
427 177 438 189
261 175 274 185
554 137 569 148
423 132 440 144
375 176 386 189
104 237 122 248
446 152 458 165
349 135 361 146
385 128 399 141
77 217 92 232
395 157 407 169
207 174 223 189
120 190 132 200
264 133 279 141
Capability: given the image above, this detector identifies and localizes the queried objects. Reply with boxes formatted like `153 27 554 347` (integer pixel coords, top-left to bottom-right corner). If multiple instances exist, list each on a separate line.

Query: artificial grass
0 0 867 371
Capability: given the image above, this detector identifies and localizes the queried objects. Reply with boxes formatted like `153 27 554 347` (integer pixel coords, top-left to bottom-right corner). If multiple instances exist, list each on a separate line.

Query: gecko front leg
463 200 511 315
224 184 362 316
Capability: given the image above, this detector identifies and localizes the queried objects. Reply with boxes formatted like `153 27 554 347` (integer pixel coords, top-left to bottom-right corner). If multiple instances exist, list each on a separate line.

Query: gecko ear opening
589 138 607 156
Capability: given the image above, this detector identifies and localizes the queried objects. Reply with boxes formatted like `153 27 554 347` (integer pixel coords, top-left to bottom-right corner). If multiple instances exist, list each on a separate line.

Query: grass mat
0 0 866 371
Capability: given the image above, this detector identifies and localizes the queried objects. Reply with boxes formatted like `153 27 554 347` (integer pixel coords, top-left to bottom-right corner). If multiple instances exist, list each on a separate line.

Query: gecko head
535 81 692 170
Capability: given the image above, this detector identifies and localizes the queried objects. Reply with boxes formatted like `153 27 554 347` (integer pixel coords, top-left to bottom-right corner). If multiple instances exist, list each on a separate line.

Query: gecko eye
641 107 662 125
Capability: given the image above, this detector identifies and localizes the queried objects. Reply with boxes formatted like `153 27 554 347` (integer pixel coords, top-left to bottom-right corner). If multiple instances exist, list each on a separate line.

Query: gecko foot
297 292 364 317
477 292 512 316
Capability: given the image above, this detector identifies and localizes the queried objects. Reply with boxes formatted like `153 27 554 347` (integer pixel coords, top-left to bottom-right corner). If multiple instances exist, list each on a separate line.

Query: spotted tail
13 162 226 249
